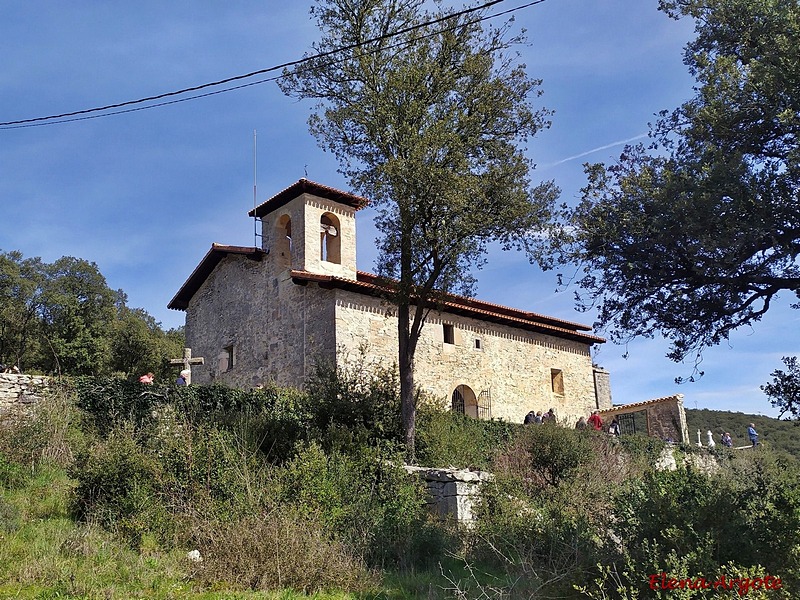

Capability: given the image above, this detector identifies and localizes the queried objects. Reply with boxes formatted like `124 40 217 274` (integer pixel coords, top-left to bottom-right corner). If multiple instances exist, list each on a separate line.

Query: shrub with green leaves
0 451 25 489
603 449 800 597
465 426 626 595
416 407 517 469
304 353 404 454
70 423 169 544
72 410 276 548
278 442 448 569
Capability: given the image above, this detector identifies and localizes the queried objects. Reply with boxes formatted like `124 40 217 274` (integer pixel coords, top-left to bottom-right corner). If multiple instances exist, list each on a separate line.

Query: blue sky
2 1 796 417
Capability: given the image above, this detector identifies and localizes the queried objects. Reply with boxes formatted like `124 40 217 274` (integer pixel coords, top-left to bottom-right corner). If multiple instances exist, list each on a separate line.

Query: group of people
575 409 620 436
524 407 762 448
523 408 557 425
523 408 621 437
139 370 191 386
717 424 758 448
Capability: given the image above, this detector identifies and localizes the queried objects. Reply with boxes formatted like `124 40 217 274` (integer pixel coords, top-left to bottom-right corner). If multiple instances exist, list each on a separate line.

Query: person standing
721 432 733 448
608 418 621 437
575 416 587 430
138 372 154 384
587 410 603 431
176 369 190 386
748 423 759 447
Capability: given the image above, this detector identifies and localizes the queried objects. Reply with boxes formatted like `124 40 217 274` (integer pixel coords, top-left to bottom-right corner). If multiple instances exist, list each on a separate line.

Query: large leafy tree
762 356 800 419
0 250 183 377
38 256 119 375
280 0 556 456
110 299 186 380
550 0 800 369
0 251 46 371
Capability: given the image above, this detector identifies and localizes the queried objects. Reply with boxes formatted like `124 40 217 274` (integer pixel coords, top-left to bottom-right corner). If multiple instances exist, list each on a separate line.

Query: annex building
168 179 612 424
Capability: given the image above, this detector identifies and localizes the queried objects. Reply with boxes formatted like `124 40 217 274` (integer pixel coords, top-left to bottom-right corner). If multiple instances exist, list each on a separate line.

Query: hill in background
686 408 800 459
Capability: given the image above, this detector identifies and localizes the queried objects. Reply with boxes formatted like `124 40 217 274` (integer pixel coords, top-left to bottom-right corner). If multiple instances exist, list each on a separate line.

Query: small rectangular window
220 345 235 372
475 338 482 350
551 369 564 395
443 324 455 345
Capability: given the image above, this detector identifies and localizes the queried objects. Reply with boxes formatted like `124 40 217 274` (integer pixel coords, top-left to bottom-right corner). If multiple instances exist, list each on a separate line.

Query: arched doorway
451 384 478 418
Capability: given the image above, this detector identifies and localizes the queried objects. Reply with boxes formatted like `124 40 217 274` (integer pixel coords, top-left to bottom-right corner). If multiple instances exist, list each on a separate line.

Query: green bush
304 355 404 454
416 407 517 469
0 451 25 489
618 432 668 469
463 426 642 596
491 424 600 491
278 442 449 569
70 423 167 544
604 450 800 597
71 407 276 548
468 474 604 596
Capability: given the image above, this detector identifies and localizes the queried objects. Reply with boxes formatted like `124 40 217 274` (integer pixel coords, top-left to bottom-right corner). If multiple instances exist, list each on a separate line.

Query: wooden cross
169 347 205 385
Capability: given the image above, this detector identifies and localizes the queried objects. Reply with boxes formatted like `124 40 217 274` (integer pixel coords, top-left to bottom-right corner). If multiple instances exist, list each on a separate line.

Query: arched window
275 214 292 269
320 213 341 264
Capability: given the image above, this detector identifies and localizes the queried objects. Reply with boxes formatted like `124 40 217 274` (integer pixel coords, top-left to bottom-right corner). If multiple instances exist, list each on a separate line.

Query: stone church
168 179 612 423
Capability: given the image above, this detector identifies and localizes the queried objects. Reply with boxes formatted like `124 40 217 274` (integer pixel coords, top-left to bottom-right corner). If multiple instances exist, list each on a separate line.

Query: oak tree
762 356 800 419
550 0 800 370
0 250 183 377
280 0 556 456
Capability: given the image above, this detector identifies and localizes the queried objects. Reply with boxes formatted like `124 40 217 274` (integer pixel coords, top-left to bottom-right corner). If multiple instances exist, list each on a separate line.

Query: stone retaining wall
0 373 49 416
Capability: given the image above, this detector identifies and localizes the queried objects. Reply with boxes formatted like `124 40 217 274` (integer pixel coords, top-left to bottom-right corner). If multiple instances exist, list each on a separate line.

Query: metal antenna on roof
253 130 262 248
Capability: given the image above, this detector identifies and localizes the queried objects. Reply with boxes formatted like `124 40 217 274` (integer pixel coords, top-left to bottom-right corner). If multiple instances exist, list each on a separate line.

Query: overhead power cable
0 0 546 129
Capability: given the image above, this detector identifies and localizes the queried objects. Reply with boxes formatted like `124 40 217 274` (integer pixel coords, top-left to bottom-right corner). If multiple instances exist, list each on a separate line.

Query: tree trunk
398 300 416 461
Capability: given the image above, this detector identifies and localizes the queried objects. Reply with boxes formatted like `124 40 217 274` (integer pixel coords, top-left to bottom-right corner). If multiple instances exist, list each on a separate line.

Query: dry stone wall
0 373 49 416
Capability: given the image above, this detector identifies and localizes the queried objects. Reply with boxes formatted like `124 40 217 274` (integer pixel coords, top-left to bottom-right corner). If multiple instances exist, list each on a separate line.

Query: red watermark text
648 573 782 596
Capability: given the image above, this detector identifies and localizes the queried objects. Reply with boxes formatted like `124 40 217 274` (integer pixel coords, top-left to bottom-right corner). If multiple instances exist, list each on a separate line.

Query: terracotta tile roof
289 269 605 345
600 394 684 414
354 271 593 332
169 246 603 344
167 244 265 310
248 178 369 218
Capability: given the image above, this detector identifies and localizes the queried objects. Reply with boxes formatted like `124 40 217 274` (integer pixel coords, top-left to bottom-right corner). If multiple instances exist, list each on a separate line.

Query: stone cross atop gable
170 348 204 384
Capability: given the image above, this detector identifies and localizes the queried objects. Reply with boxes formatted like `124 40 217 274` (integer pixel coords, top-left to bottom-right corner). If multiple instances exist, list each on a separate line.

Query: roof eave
168 244 264 311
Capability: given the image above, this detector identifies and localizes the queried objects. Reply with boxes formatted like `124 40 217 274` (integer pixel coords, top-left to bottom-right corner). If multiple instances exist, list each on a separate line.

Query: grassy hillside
2 376 800 598
686 407 800 458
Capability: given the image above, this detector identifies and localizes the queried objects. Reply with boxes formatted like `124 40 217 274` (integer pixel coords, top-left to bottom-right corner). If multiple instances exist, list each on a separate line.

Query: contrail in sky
544 133 648 167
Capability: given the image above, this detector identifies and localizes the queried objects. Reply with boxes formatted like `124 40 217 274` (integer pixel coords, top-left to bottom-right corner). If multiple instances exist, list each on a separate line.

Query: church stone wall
185 265 599 422
593 367 612 410
185 256 337 390
332 290 599 424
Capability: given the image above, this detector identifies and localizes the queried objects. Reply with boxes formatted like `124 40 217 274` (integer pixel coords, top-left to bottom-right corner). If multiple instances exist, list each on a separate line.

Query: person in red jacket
587 409 603 431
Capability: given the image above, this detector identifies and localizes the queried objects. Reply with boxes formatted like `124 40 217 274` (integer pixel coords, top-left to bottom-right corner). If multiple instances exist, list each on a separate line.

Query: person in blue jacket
176 369 190 386
747 423 759 447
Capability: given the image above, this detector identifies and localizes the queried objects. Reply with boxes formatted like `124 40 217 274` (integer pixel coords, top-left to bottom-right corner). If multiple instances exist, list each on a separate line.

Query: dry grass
193 508 379 594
